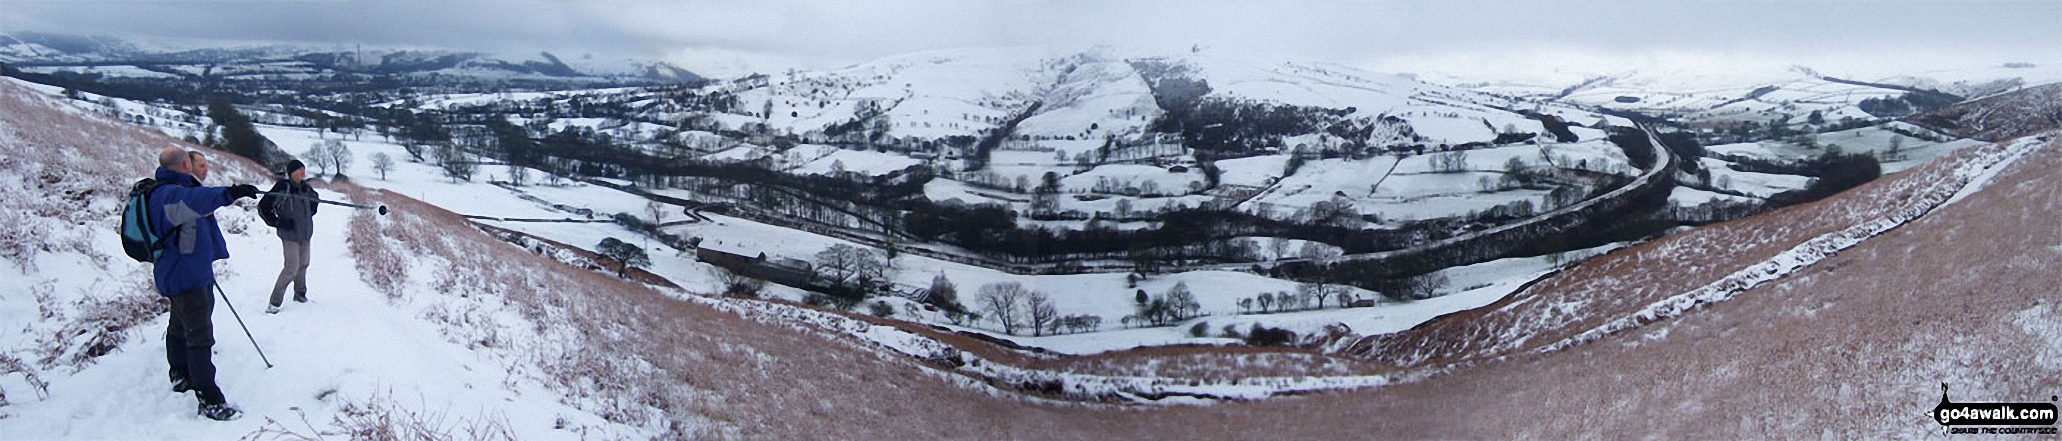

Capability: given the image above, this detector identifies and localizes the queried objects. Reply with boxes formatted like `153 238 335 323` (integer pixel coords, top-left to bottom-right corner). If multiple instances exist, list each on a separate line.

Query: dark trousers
165 287 226 405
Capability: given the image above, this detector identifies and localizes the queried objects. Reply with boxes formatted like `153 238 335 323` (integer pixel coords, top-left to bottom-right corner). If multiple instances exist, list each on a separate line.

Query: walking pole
212 284 274 368
257 191 389 215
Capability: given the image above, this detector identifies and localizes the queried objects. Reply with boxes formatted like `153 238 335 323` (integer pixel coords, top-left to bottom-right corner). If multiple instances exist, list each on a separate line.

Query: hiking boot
198 402 242 421
293 292 307 303
171 375 189 393
265 304 280 314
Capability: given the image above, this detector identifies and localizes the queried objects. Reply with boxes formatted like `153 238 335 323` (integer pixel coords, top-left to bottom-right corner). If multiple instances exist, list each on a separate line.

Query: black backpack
120 178 173 263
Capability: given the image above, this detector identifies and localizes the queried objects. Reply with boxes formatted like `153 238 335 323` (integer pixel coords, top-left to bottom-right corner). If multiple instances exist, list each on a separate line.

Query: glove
229 184 260 200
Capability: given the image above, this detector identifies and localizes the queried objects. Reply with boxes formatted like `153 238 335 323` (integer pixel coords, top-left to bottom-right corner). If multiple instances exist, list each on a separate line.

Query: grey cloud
5 0 2058 76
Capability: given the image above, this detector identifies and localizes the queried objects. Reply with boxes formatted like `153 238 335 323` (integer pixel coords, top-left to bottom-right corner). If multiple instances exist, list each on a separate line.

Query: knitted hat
284 160 305 174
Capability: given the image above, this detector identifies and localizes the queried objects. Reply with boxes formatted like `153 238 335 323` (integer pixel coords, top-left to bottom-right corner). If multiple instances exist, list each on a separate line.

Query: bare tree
814 244 861 286
977 282 1030 335
1269 237 1292 261
814 244 884 289
370 152 394 180
1430 150 1469 174
303 142 334 176
1299 241 1342 262
646 200 667 225
436 143 475 182
508 163 529 186
712 266 766 298
1304 195 1362 228
1026 291 1058 336
1164 282 1200 321
322 139 352 178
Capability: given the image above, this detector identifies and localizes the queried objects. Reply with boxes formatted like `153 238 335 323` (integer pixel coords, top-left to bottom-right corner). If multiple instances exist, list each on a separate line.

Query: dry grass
1342 142 2011 369
243 390 517 441
473 224 680 289
0 352 50 406
333 182 845 437
0 80 275 376
32 279 165 373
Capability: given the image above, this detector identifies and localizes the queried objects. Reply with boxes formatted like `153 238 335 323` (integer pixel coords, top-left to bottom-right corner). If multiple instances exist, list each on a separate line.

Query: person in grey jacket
257 160 317 313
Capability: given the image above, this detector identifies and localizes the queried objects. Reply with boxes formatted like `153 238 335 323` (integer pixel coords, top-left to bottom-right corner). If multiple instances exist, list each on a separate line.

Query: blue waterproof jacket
148 167 234 297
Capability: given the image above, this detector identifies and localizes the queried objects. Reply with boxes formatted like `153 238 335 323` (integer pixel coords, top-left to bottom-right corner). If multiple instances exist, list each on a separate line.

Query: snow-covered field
1237 139 1634 223
1697 157 1812 198
1705 123 1988 173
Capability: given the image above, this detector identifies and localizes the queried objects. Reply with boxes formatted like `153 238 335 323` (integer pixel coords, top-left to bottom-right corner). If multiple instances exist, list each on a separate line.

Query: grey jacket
258 178 318 242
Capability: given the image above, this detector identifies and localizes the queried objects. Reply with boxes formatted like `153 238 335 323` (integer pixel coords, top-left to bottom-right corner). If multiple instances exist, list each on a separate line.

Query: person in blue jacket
149 147 258 421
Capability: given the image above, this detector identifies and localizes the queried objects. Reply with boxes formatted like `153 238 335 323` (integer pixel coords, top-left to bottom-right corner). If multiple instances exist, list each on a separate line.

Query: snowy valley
2 32 2060 439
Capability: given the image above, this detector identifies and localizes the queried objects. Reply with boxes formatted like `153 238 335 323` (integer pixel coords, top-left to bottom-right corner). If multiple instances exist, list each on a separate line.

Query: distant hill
0 32 700 84
1907 82 2062 141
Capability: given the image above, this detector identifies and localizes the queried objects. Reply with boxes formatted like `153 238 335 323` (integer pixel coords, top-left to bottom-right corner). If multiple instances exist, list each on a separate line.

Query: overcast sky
5 0 2060 80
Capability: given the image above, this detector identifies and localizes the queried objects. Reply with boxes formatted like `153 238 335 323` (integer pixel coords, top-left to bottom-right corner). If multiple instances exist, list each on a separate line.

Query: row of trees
1122 282 1203 328
975 281 1054 336
301 139 353 178
1237 282 1357 314
815 243 888 291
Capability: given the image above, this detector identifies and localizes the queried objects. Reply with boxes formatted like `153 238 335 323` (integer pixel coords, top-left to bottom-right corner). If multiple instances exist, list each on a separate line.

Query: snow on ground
1699 158 1812 198
1669 186 1758 206
1213 155 1289 188
1539 135 2048 355
921 178 1014 206
1249 140 1631 222
1051 194 1215 221
241 120 1649 358
2014 304 2062 371
978 243 1625 355
700 145 769 163
21 65 183 80
1705 124 1988 173
781 144 923 176
1941 135 2047 206
2 202 612 437
1058 164 1204 195
0 82 627 436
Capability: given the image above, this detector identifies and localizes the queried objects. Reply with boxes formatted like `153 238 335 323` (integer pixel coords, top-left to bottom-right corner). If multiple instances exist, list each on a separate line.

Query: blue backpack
120 178 173 263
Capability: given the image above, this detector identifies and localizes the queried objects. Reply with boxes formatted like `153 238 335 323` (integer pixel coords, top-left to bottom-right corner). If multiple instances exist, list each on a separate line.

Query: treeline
1607 126 1661 170
1857 91 1962 118
1763 151 1882 206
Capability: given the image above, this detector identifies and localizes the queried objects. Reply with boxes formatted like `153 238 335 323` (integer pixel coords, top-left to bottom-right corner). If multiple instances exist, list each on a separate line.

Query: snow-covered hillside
0 77 653 438
0 33 699 84
702 46 1614 149
1456 63 2062 131
1908 82 2062 141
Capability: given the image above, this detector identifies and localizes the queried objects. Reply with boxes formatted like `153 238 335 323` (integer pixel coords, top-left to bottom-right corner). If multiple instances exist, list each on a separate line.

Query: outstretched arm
160 185 235 227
